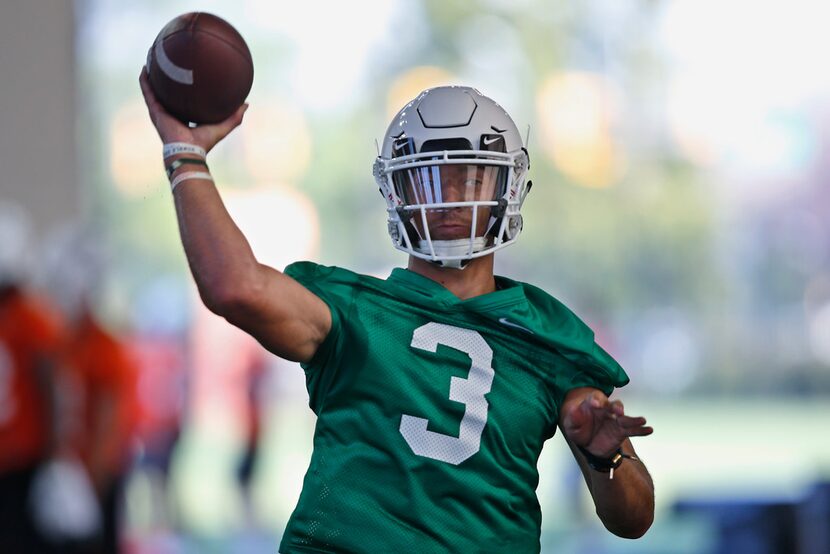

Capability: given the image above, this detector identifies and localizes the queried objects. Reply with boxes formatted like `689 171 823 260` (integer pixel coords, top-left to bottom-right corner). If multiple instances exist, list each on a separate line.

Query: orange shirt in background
61 317 139 477
0 289 63 474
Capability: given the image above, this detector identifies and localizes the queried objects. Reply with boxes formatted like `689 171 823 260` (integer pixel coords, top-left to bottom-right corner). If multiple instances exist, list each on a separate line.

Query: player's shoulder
284 261 381 287
283 261 394 306
499 276 587 330
497 276 629 389
492 277 603 359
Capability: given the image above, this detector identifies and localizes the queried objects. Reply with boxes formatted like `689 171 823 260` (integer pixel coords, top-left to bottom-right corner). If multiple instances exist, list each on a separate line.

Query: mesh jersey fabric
279 262 629 553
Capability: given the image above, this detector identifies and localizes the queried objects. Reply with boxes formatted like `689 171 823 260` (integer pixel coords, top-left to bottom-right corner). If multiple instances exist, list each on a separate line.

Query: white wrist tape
170 171 214 192
163 142 207 160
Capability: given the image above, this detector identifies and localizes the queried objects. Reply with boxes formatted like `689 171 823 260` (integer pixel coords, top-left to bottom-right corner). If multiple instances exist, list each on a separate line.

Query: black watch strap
578 446 624 472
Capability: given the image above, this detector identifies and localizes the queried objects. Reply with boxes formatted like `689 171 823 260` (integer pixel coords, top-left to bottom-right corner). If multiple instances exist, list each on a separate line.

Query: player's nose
441 180 465 203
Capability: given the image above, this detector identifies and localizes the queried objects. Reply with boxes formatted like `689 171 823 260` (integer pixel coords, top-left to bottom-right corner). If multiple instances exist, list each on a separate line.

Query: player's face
398 164 501 240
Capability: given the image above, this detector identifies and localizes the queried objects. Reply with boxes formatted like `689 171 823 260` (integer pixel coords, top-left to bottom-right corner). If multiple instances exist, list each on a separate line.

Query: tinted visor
393 164 506 206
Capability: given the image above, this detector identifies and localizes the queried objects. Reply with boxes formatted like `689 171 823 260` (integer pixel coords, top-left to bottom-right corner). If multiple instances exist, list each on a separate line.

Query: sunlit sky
660 0 829 191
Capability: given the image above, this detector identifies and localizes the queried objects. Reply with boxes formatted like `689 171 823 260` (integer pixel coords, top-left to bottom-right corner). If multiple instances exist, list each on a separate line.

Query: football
146 12 253 125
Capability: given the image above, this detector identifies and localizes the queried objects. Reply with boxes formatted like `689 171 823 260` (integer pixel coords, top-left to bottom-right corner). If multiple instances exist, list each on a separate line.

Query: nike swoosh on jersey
483 136 501 145
498 317 534 334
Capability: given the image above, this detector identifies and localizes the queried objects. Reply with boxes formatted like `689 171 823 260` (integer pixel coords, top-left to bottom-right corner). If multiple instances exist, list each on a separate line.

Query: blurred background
2 0 829 552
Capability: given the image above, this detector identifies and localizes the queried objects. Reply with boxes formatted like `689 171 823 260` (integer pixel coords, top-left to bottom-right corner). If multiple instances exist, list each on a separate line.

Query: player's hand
560 388 653 458
139 66 248 154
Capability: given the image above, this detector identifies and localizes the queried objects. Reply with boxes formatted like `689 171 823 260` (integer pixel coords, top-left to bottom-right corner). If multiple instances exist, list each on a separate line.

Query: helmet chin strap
416 237 489 270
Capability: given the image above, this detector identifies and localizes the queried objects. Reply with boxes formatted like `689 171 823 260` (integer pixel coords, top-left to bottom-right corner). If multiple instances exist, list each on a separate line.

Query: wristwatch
578 446 638 479
578 446 623 471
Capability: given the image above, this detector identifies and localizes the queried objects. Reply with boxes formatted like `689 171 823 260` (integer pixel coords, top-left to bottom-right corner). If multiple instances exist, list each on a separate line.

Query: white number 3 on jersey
399 322 495 465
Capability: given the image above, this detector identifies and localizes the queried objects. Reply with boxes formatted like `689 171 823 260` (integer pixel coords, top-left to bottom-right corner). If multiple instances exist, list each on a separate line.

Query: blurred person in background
188 298 270 527
128 313 188 534
0 202 65 553
126 276 192 535
236 352 267 524
39 225 139 554
140 71 654 552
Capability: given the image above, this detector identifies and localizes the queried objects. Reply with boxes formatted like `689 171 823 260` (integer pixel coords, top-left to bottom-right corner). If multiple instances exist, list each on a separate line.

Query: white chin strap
415 237 489 269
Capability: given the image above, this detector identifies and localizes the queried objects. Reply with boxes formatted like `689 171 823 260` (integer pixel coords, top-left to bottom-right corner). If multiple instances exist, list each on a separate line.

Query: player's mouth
436 221 469 229
432 223 472 238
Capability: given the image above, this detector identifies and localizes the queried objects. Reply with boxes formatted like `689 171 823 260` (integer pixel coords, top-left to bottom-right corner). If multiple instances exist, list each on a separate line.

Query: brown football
146 12 253 125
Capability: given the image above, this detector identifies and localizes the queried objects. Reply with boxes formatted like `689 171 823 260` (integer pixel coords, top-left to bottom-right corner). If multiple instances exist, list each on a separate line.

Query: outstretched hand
560 388 653 458
138 66 248 153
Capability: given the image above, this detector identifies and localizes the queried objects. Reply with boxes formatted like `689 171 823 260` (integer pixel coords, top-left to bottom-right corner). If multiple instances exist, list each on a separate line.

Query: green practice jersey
279 262 628 553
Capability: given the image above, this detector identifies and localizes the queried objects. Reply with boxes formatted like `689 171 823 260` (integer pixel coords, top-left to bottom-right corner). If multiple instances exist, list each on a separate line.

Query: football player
0 203 64 552
140 69 655 552
39 226 138 554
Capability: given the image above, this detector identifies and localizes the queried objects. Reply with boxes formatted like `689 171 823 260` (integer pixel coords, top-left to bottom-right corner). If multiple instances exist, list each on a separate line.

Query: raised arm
139 68 329 362
559 387 655 539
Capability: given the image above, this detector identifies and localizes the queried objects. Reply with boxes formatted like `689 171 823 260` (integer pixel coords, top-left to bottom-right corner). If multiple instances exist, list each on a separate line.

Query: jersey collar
387 268 525 311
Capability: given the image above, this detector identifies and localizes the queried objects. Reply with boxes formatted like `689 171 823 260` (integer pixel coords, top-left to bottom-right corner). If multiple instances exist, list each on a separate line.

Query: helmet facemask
375 126 530 269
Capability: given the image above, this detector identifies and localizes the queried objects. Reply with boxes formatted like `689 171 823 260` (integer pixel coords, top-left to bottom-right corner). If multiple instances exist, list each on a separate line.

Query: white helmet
373 86 531 269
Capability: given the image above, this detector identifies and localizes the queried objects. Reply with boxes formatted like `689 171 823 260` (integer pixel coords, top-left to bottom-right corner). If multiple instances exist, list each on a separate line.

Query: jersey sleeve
511 281 630 406
283 262 357 412
552 341 628 404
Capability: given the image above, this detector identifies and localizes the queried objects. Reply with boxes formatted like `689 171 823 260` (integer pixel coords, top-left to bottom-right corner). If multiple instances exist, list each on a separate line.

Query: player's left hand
560 388 653 458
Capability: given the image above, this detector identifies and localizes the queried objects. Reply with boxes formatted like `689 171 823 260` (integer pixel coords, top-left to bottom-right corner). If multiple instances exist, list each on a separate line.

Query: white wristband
163 142 207 160
170 171 214 192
